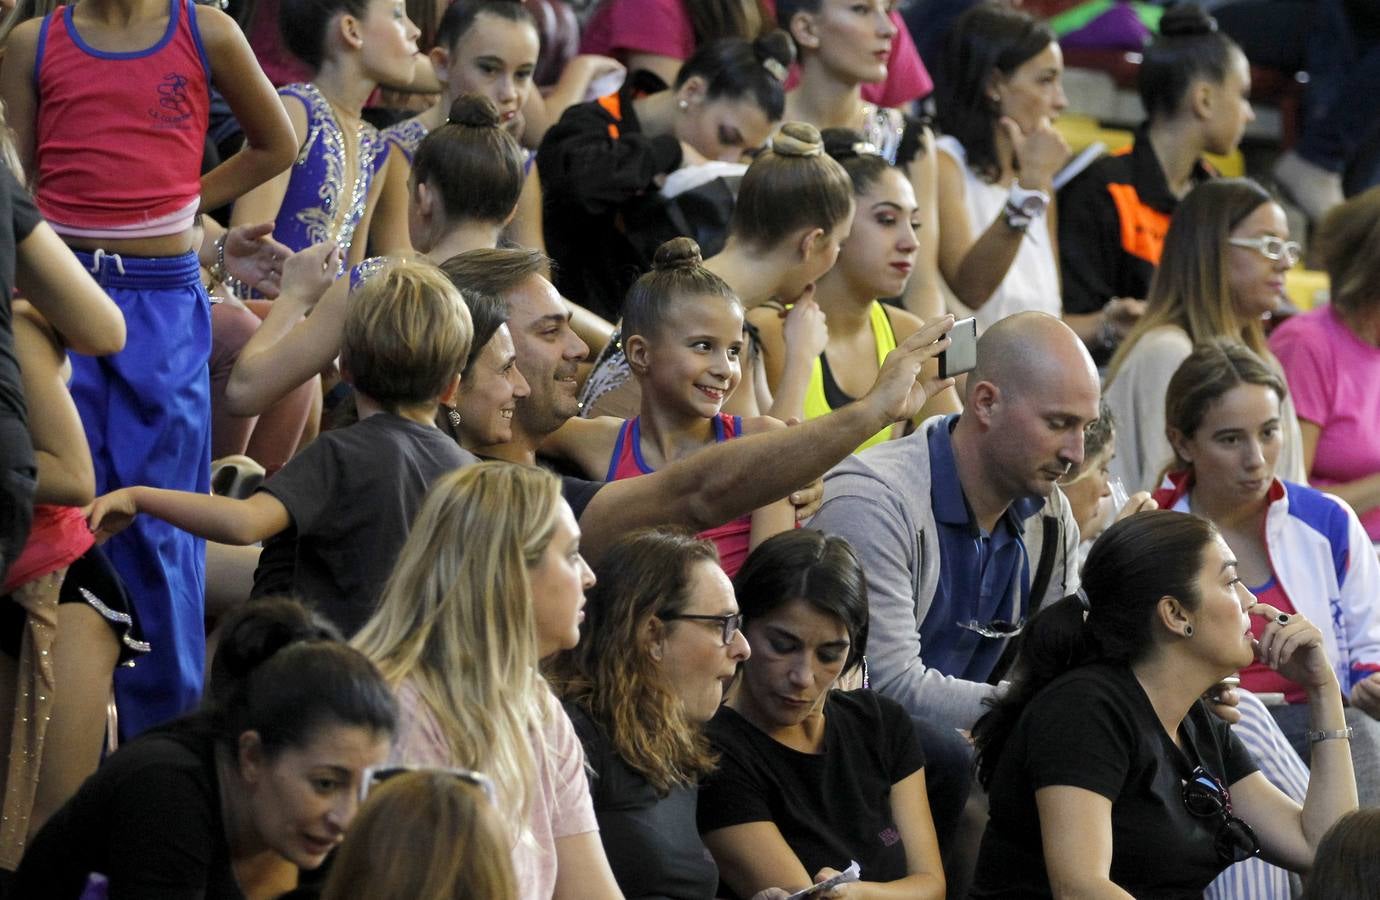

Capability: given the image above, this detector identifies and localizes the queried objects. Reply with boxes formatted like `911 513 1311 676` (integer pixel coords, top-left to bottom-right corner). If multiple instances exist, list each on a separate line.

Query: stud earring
1184 624 1194 638
677 98 690 111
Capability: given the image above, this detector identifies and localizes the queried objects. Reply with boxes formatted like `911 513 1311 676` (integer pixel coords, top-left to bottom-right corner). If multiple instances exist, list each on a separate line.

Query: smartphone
938 316 977 379
785 862 861 900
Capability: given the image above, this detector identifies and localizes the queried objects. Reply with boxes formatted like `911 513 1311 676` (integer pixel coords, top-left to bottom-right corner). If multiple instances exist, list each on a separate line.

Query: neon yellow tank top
803 300 898 454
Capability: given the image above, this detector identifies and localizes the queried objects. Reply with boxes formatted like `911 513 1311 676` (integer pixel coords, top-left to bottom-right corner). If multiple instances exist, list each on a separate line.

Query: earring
677 98 689 111
1184 624 1194 638
447 407 461 428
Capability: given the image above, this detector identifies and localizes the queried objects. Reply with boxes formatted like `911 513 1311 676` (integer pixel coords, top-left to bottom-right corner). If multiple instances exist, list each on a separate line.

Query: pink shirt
1270 307 1380 540
391 680 599 900
580 0 932 107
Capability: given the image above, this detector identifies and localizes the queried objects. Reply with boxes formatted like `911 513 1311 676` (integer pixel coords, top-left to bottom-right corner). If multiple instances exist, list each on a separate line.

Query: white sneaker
1273 149 1345 222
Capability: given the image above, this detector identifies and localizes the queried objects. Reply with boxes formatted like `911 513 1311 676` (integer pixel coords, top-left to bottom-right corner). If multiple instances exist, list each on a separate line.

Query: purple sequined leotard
273 83 389 260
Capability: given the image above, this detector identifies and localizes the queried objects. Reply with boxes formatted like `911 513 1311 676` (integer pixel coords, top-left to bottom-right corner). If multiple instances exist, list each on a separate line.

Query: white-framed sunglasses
359 765 497 806
1228 235 1301 267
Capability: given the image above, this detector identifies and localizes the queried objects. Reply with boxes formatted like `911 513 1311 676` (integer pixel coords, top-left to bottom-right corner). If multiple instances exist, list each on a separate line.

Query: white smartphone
938 316 978 379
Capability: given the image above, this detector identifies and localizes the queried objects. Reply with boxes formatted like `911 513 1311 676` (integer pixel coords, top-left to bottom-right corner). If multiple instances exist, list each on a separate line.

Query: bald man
811 313 1102 731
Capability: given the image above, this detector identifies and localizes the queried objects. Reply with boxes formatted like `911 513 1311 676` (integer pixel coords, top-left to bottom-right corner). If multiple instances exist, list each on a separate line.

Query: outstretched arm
578 316 955 560
88 486 291 547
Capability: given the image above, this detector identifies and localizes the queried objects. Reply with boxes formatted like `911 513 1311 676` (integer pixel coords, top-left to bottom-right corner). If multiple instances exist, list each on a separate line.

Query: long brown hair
1107 178 1275 384
548 528 721 793
321 771 518 900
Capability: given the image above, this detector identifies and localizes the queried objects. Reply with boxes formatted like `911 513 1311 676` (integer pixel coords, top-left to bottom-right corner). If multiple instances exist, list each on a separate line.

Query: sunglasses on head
359 765 497 807
1182 766 1260 863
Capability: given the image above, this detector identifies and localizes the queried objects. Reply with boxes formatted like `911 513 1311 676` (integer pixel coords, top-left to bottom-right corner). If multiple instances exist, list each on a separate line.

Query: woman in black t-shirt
549 528 752 900
697 529 945 900
14 599 398 898
970 510 1357 899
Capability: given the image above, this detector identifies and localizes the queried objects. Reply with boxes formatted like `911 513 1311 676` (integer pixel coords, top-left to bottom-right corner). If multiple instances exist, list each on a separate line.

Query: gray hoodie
810 416 1081 732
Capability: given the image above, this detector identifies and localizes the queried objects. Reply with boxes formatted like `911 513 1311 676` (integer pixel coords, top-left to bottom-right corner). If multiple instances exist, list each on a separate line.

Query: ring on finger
1275 613 1291 625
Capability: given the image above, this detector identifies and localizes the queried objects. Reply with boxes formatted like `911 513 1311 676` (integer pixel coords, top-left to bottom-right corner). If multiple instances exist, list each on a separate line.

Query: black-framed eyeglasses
360 765 497 806
1182 766 1260 863
1228 235 1301 267
661 612 744 646
957 618 1025 639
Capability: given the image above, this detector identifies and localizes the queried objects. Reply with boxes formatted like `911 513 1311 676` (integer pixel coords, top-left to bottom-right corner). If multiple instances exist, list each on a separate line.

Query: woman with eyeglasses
1269 186 1380 546
548 528 755 899
351 462 625 900
696 529 945 900
321 768 518 900
1151 340 1380 805
14 597 398 897
969 510 1357 898
1103 177 1308 493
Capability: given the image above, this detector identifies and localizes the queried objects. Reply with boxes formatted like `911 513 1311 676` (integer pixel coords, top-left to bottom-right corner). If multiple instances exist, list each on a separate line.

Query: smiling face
658 561 751 723
242 722 391 870
994 41 1068 133
505 275 589 438
528 500 596 658
358 0 421 87
1227 202 1292 322
436 11 539 129
456 324 531 447
833 168 920 299
733 598 852 732
675 88 777 163
798 0 898 85
1171 382 1282 512
1189 535 1258 672
632 296 745 419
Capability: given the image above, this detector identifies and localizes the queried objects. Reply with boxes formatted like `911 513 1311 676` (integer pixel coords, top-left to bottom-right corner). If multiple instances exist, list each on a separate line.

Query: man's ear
787 9 820 50
624 333 652 375
967 379 1000 425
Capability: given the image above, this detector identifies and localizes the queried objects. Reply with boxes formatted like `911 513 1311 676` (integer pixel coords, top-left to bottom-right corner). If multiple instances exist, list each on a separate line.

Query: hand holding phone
938 316 977 379
785 861 862 900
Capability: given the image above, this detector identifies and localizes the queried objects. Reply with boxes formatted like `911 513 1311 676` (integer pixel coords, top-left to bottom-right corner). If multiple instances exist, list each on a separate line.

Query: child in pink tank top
543 236 794 576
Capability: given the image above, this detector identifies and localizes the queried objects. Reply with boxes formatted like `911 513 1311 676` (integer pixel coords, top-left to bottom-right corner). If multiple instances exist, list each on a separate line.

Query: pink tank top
33 0 210 233
606 414 752 576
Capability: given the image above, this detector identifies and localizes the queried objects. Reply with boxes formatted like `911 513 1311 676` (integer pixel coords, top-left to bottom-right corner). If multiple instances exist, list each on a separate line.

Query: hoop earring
1184 624 1194 638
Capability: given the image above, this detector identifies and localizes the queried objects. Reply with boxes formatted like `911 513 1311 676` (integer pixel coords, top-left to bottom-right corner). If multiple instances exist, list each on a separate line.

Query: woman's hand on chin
1248 603 1337 692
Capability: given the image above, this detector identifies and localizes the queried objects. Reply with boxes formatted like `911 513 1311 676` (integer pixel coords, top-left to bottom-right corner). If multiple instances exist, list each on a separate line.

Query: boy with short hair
88 260 476 635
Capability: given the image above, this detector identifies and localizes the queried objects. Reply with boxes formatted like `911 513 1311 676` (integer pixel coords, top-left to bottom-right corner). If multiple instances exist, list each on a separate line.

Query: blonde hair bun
771 122 824 158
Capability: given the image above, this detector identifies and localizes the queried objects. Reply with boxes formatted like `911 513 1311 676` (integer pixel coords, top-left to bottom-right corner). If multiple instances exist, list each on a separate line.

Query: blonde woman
352 462 622 900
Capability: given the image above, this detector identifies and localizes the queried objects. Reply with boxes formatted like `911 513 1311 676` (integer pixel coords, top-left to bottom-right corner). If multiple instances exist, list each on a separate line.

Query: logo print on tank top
150 72 193 128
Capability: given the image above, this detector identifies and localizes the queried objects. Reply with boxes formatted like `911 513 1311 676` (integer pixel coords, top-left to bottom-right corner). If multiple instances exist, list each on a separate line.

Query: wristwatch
1004 182 1049 232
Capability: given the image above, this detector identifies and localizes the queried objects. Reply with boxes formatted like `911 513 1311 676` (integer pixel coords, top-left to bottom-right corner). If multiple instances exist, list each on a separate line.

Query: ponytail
972 510 1217 788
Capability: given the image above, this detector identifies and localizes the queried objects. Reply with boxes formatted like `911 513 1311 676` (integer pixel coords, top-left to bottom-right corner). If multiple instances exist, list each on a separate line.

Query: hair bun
821 126 871 161
652 237 704 271
772 122 823 158
753 29 796 77
1159 3 1218 37
447 93 501 128
207 598 339 704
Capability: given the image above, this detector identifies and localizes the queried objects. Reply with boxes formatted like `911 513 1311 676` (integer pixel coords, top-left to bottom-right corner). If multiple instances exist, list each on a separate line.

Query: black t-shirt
566 703 719 900
257 413 475 635
15 716 241 899
970 663 1258 899
0 160 40 430
698 690 927 898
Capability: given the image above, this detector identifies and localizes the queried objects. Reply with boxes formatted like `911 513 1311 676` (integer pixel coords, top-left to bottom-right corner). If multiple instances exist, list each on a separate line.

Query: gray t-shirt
257 413 475 634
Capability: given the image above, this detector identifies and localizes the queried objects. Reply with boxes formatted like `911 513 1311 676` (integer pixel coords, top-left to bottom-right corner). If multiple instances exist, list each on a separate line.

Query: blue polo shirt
923 415 1043 682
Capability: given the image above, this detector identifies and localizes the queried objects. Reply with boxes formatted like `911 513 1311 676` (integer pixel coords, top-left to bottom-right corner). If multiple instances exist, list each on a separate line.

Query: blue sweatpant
69 250 210 739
